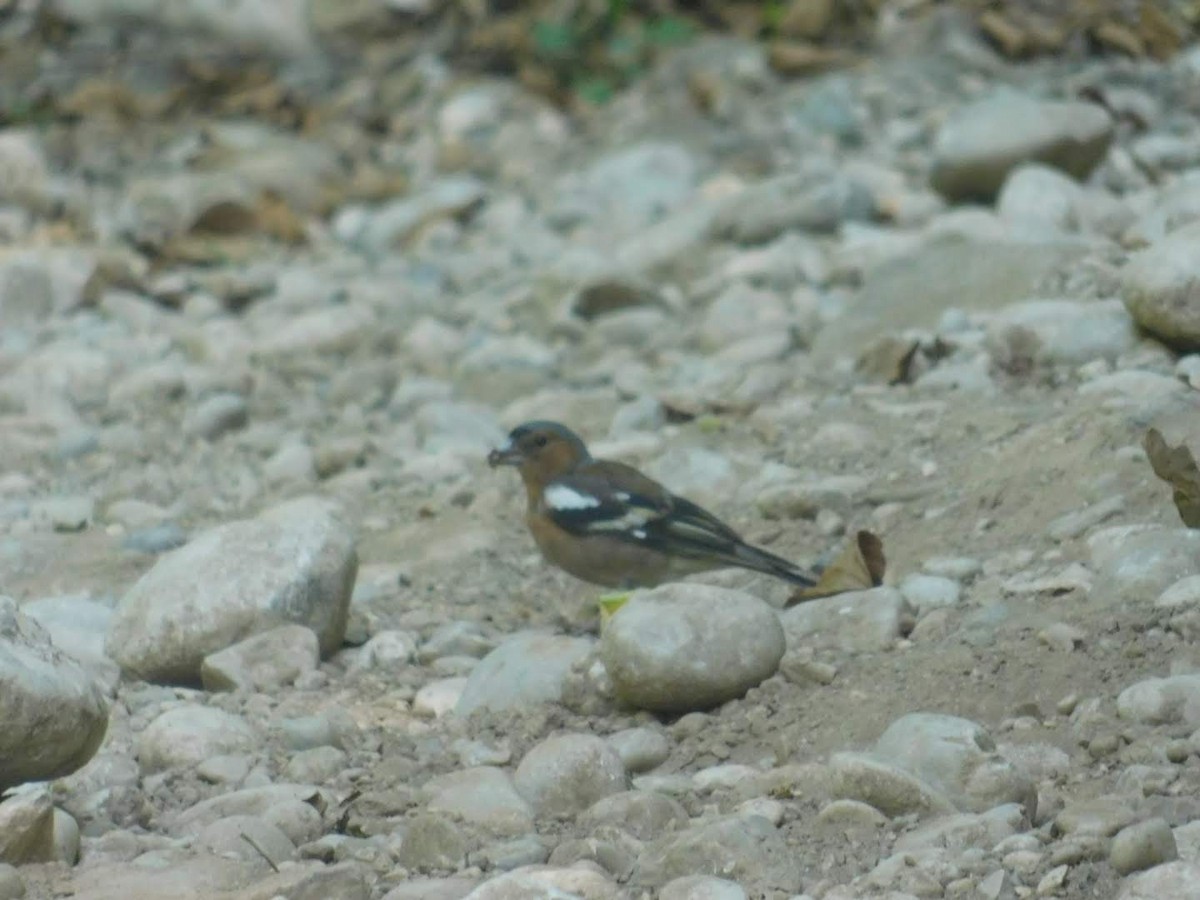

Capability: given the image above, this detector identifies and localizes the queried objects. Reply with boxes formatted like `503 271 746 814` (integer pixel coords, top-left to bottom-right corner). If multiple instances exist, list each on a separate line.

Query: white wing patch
545 483 602 510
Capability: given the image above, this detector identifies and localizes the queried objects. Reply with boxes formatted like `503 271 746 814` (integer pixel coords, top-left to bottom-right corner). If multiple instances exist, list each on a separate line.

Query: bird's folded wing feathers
542 462 745 557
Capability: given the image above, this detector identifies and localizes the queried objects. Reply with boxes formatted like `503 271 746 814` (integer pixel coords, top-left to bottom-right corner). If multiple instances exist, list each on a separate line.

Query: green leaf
533 20 577 58
573 75 616 105
644 15 694 46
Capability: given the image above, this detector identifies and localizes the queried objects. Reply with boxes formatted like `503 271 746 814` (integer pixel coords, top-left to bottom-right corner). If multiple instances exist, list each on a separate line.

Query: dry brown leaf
1144 428 1200 528
787 530 885 607
767 40 850 76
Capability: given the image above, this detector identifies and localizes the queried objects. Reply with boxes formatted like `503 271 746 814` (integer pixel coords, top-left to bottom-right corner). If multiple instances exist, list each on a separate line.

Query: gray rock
1158 576 1200 610
514 734 627 818
899 574 962 613
232 861 371 900
1123 222 1200 351
552 142 698 235
996 163 1086 233
601 584 785 713
988 299 1137 366
456 633 593 716
1118 861 1200 899
381 878 478 900
173 784 326 847
895 804 1025 852
108 496 357 684
931 93 1113 202
197 814 296 868
0 597 108 790
781 586 912 653
815 235 1085 364
0 791 54 865
397 813 468 872
713 173 876 243
138 705 257 773
349 176 487 252
827 752 956 818
580 791 689 841
1088 526 1200 608
1111 819 1179 875
606 728 670 774
284 746 347 784
21 594 119 689
635 815 802 894
873 713 1036 818
123 523 188 555
277 709 358 751
356 629 418 669
659 876 748 900
52 808 79 865
469 835 549 873
415 401 506 458
1116 674 1200 726
0 863 23 900
422 767 535 837
53 0 315 57
460 865 620 900
201 624 319 692
184 392 249 440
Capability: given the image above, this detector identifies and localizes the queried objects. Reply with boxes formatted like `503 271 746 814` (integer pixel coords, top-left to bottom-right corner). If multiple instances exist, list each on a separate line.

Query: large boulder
107 496 357 684
0 597 108 791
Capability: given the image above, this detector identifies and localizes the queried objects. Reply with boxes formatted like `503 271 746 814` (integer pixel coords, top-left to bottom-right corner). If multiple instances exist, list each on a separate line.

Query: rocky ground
3 4 1200 900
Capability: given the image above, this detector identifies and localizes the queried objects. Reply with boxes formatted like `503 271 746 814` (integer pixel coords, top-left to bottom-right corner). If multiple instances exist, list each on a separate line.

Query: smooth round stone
0 863 23 900
138 705 256 773
601 584 785 713
900 574 962 613
580 791 689 841
1110 818 1178 875
605 728 670 774
659 875 748 900
513 734 627 818
1123 222 1200 351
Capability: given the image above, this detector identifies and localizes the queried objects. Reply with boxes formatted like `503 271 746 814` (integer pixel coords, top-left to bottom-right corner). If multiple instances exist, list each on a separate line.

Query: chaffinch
487 420 816 590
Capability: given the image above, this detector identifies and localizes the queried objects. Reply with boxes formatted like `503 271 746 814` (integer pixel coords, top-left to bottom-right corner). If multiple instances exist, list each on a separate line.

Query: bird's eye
534 435 549 448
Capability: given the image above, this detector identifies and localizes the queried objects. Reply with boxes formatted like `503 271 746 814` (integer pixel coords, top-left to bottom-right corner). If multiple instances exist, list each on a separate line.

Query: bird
487 420 816 590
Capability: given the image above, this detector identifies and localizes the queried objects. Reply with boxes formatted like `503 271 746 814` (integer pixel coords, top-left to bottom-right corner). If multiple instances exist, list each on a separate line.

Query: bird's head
488 420 590 484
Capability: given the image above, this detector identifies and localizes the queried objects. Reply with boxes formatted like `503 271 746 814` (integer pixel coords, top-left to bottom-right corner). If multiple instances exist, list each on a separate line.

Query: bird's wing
543 461 745 559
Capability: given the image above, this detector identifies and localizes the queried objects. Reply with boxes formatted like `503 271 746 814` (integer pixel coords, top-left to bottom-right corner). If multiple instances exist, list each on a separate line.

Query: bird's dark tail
733 541 816 587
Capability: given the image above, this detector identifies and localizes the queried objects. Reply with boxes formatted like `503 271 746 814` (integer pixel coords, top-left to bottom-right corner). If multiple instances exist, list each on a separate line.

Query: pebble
422 767 534 837
0 864 23 900
930 92 1113 202
1111 818 1179 875
635 815 802 895
0 790 55 865
900 574 962 613
781 586 912 653
513 734 627 818
200 624 319 692
600 584 785 713
1116 674 1200 725
605 727 671 774
580 791 689 841
455 632 593 716
137 705 257 773
659 875 748 900
1123 221 1200 351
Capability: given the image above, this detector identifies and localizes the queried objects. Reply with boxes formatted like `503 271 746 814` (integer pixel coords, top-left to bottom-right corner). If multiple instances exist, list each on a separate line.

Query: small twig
240 832 280 873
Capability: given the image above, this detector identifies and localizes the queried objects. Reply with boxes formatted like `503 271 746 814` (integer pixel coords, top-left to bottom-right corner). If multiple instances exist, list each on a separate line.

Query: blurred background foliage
445 0 1200 106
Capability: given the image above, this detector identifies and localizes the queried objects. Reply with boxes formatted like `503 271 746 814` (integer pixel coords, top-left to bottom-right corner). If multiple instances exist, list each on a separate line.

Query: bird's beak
487 439 522 468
